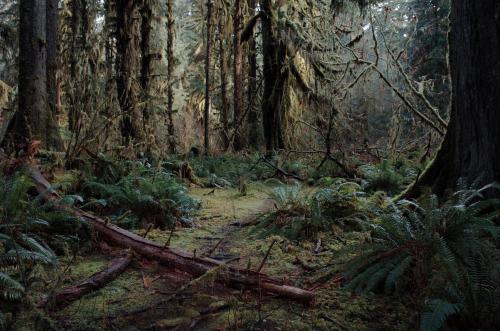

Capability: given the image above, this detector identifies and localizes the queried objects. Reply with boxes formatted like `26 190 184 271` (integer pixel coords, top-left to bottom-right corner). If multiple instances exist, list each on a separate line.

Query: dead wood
41 252 133 310
21 162 315 304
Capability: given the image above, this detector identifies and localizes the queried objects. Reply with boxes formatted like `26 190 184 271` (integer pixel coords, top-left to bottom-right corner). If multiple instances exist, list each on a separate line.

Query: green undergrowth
358 158 420 196
0 170 91 330
251 179 386 242
53 159 200 230
338 182 500 331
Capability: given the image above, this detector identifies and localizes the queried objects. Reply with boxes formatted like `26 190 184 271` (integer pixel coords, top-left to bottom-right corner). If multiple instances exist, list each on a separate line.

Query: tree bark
46 0 64 151
203 0 213 155
407 0 500 197
41 253 133 310
261 0 285 153
68 0 88 132
116 0 143 146
246 0 259 149
166 0 176 154
16 0 48 148
140 0 152 135
232 0 244 150
218 18 230 150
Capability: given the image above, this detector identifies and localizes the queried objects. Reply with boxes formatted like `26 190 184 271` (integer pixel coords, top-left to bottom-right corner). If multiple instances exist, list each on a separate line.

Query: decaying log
41 253 133 310
23 163 315 304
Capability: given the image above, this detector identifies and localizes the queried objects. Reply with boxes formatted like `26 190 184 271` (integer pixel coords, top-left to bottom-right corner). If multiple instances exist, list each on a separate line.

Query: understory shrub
342 183 500 331
359 159 419 195
82 161 199 229
0 171 86 329
253 179 370 241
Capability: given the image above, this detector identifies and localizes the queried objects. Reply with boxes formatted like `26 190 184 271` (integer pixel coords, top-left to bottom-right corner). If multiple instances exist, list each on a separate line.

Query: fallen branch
41 252 133 310
23 162 314 304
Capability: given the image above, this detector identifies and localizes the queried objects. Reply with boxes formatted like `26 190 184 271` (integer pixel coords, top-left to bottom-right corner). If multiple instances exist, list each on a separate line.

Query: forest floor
26 183 413 331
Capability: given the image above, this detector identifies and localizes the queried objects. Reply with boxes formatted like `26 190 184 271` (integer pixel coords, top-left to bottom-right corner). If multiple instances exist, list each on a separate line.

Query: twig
257 240 276 273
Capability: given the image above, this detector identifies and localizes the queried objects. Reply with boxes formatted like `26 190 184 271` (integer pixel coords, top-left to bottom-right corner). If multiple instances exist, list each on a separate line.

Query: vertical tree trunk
261 0 285 152
232 0 243 150
68 0 87 132
409 0 500 197
218 18 230 150
166 0 176 154
46 0 64 150
104 0 115 117
203 0 213 155
246 0 259 149
16 0 48 147
140 0 152 135
116 0 143 146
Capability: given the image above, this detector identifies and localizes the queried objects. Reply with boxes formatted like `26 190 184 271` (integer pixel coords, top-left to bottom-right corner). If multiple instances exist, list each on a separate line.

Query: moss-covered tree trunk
16 0 49 148
246 0 259 149
68 0 88 132
409 0 500 197
166 0 176 154
218 18 230 150
232 0 244 150
261 0 285 152
140 0 152 135
116 0 143 146
46 0 64 150
203 0 213 155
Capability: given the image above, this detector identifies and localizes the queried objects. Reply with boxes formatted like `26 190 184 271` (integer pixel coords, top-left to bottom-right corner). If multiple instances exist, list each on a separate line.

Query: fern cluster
253 179 369 241
342 183 500 331
359 159 419 196
0 171 79 329
82 161 200 229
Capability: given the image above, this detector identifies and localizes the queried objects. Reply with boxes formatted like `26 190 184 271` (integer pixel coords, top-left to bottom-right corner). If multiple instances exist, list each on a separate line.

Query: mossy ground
31 183 414 330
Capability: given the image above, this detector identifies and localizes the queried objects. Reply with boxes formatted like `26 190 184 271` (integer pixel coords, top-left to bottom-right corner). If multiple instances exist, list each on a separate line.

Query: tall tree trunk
68 0 87 132
140 0 152 135
218 18 229 150
166 0 176 154
203 0 213 155
16 0 48 148
408 0 500 197
46 0 64 150
104 0 115 117
232 0 243 150
246 0 259 149
261 0 285 152
116 0 143 146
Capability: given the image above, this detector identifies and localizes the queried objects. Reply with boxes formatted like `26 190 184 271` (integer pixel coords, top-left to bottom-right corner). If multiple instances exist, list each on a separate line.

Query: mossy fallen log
24 162 315 304
41 253 133 310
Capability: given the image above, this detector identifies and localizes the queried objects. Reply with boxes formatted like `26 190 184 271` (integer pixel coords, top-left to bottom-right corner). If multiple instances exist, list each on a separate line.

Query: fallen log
41 253 133 310
22 162 315 304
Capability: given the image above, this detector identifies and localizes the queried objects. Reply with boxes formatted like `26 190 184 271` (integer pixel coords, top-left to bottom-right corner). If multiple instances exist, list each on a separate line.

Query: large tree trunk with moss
261 0 285 152
46 0 64 151
246 0 259 149
203 0 213 155
68 0 88 132
408 0 500 197
232 0 244 150
166 0 176 154
116 0 143 146
140 0 152 137
16 0 49 148
218 18 230 150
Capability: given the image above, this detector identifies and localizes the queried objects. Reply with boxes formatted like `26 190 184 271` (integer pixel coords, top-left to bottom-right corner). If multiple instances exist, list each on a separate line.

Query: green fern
253 180 368 241
341 182 500 331
82 161 199 229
